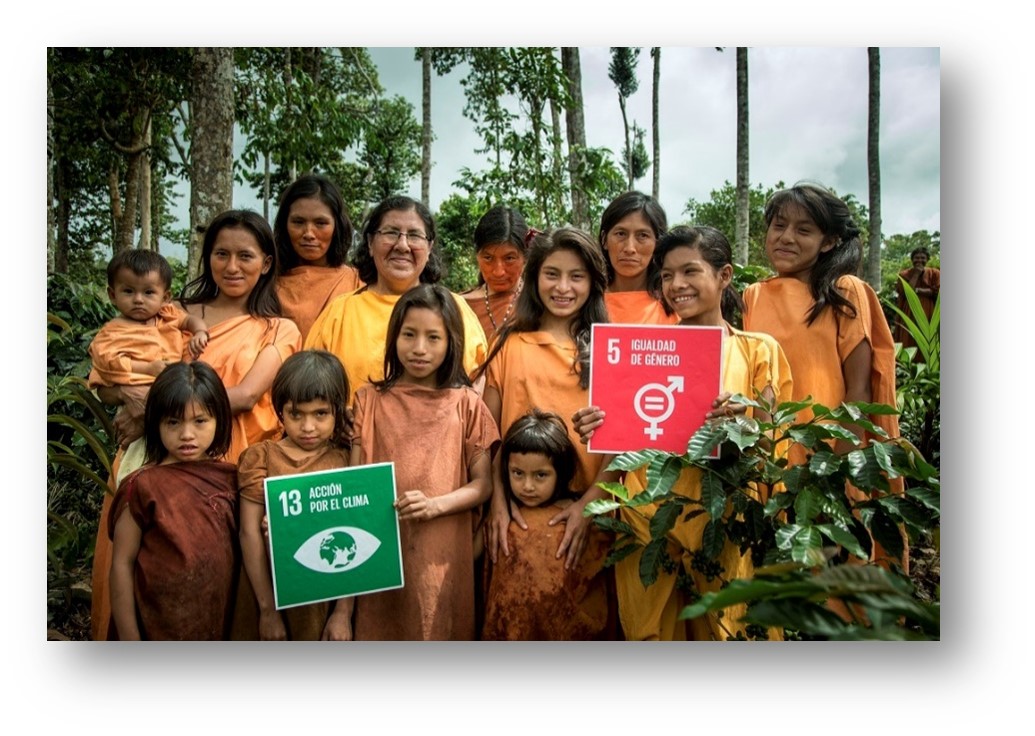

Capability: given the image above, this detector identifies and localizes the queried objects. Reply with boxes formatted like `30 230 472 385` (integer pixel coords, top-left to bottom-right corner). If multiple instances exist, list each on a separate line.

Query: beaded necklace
484 278 522 334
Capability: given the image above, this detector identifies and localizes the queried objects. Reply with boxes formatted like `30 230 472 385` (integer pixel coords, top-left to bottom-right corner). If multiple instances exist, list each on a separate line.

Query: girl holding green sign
238 350 355 640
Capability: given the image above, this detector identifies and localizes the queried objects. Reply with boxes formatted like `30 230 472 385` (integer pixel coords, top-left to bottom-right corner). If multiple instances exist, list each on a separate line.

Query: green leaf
907 487 940 513
701 519 724 559
790 526 824 564
606 449 662 473
846 449 882 490
793 487 823 524
700 471 726 521
648 500 681 541
877 496 935 527
591 515 638 537
726 416 761 452
772 399 815 427
638 537 669 587
775 524 801 551
814 523 868 559
742 598 851 637
584 498 621 516
687 421 726 461
871 441 896 476
808 448 841 477
646 455 683 501
595 481 629 502
868 509 905 562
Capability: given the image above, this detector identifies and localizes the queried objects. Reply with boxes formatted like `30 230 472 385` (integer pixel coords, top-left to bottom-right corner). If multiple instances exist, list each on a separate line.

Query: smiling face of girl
537 248 590 329
659 244 731 327
764 202 836 282
209 226 273 302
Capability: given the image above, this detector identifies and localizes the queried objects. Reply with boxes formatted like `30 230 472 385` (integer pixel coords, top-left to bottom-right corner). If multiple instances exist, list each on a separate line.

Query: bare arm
321 597 354 641
226 344 283 415
396 452 493 521
110 510 143 641
97 385 148 447
482 385 522 561
239 499 286 641
182 313 210 359
838 339 874 453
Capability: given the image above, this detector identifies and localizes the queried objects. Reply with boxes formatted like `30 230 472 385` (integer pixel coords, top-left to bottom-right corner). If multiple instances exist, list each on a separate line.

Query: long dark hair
272 350 352 450
597 191 668 286
354 196 443 287
274 174 354 272
374 284 470 392
500 408 576 508
180 210 282 318
143 362 232 464
649 225 744 323
474 227 609 390
764 182 861 325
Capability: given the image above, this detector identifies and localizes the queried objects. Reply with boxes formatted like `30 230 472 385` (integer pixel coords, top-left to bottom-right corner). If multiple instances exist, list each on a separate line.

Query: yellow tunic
305 288 489 403
616 326 792 641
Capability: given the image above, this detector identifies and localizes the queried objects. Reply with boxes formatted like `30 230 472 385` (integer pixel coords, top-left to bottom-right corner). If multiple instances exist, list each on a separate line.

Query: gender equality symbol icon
634 376 684 440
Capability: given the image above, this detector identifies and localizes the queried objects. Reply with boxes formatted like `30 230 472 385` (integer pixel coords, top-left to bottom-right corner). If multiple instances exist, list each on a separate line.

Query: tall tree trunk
866 47 883 289
263 151 271 221
421 47 432 208
651 47 660 200
54 157 70 274
188 47 235 280
734 48 750 265
47 63 56 274
138 117 153 251
117 147 142 254
549 90 565 222
620 96 632 189
561 47 588 230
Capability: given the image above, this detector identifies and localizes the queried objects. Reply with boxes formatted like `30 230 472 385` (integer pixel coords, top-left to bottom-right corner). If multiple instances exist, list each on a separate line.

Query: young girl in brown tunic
481 409 610 640
108 361 237 640
238 350 354 640
350 284 500 640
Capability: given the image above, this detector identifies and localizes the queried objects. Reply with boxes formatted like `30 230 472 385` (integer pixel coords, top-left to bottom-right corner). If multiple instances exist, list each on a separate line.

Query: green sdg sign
264 462 404 609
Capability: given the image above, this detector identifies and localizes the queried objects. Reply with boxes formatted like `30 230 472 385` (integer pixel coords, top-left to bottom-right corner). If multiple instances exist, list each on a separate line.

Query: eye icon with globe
293 526 382 573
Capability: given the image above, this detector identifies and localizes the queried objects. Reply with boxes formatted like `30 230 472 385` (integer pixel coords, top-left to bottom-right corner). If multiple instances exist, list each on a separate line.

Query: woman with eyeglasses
305 195 489 402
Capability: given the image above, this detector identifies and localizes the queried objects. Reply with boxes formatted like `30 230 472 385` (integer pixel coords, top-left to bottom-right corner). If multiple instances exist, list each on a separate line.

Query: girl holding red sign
574 225 793 640
476 227 612 574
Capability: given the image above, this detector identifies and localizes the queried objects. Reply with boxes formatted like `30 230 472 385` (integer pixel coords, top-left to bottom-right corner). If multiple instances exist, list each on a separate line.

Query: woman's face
478 242 525 295
368 208 431 295
287 197 335 267
209 226 272 300
604 210 657 283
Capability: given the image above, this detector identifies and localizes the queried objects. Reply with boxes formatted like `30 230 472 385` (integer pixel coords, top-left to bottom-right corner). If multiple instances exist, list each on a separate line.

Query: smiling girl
476 227 611 573
349 284 499 640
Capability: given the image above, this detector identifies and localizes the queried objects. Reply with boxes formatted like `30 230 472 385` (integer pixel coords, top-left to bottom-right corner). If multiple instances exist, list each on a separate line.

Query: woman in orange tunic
742 183 905 570
460 205 532 343
597 191 678 326
91 210 301 639
273 174 363 342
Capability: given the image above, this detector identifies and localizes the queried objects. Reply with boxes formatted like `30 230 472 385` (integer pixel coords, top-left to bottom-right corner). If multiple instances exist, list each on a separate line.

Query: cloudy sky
351 46 940 238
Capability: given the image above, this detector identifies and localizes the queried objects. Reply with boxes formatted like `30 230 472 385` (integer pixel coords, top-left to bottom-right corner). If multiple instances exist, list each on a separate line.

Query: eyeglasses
374 229 430 247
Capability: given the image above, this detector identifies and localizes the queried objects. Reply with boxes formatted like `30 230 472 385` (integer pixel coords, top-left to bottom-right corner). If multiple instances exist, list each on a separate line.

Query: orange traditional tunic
485 331 602 494
742 275 899 464
88 303 190 387
604 290 679 326
481 502 611 640
306 288 489 402
616 326 793 641
350 383 500 640
275 265 362 342
238 440 350 640
191 315 302 464
742 275 906 572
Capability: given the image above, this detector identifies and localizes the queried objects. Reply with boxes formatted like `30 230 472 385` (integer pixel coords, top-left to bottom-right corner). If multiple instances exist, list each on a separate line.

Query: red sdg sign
588 324 724 455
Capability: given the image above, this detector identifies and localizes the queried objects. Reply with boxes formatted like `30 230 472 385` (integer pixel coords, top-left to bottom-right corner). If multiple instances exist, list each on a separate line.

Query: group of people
86 173 908 641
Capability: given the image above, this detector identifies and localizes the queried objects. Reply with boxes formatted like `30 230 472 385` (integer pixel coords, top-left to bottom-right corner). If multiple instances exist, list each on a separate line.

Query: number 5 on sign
587 324 723 455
